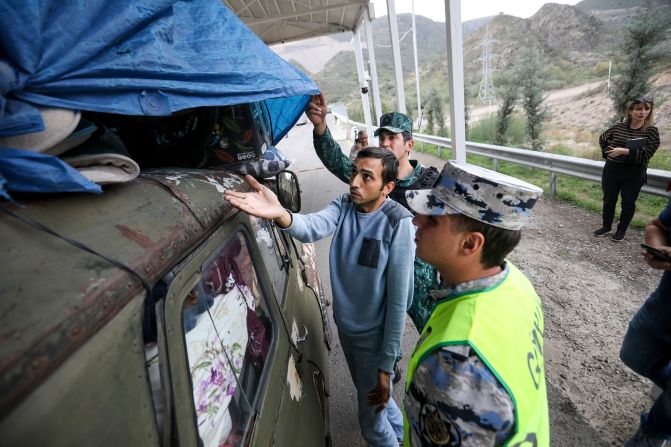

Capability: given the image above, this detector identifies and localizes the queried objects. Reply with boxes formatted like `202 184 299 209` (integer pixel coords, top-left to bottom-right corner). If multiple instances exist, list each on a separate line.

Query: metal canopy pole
364 5 382 129
353 27 374 144
411 0 422 129
386 0 406 114
444 0 466 162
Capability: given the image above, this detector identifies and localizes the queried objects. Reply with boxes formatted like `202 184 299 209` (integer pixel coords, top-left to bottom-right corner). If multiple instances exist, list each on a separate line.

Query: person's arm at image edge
643 204 671 270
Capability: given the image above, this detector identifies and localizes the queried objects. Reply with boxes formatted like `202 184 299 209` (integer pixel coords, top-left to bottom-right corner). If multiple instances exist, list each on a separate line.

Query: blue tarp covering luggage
0 0 318 196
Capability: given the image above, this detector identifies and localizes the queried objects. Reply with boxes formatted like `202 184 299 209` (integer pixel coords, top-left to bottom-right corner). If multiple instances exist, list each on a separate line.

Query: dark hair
355 146 398 184
450 214 521 268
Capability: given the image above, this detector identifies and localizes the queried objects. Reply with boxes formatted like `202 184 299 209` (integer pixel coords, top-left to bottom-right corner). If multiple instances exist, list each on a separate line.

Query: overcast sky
372 0 582 22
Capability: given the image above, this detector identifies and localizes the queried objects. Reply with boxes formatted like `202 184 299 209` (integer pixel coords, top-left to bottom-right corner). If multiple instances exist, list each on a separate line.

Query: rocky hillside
305 0 670 116
529 4 608 54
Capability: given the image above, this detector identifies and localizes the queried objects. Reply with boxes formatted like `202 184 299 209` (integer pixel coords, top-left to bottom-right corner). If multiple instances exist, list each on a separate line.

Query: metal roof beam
363 6 381 126
246 1 362 25
233 0 264 17
445 0 466 162
387 0 406 114
353 25 374 143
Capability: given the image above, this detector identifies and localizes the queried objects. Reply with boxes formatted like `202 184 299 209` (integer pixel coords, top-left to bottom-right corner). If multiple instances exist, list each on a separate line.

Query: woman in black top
594 97 660 241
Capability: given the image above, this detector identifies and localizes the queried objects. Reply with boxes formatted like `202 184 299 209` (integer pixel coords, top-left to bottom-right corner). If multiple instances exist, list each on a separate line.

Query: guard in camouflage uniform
403 160 549 446
306 93 440 333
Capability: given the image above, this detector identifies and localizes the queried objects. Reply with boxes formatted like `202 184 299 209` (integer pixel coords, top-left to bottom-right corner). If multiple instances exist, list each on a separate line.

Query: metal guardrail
414 133 671 198
332 114 671 198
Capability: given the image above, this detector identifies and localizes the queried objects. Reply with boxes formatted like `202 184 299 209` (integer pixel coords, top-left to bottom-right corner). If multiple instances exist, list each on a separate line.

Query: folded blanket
60 130 140 185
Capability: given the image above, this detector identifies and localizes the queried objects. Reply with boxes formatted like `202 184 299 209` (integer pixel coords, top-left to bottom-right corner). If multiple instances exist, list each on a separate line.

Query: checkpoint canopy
0 0 319 195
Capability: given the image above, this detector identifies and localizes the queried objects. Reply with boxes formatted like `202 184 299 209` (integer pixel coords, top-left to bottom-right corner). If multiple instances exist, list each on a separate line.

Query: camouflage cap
374 112 413 136
405 160 543 230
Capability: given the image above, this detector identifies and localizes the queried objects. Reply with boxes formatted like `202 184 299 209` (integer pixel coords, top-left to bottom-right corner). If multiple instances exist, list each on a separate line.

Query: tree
433 96 446 137
518 49 547 151
425 89 445 135
425 91 436 135
464 101 471 139
494 73 518 146
609 3 668 121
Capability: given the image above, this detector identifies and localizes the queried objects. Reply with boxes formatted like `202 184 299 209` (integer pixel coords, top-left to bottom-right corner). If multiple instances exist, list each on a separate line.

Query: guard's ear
460 231 485 257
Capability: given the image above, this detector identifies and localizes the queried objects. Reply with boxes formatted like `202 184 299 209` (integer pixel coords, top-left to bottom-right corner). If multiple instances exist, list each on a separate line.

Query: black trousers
601 161 646 232
620 294 671 436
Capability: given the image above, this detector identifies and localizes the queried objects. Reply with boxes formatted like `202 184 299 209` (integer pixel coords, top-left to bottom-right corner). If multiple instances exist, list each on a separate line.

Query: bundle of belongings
87 102 291 177
0 107 140 186
0 102 291 195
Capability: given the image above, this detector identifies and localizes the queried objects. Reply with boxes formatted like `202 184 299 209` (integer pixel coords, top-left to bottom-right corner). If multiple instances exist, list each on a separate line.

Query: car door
157 216 287 447
270 228 331 446
156 213 329 447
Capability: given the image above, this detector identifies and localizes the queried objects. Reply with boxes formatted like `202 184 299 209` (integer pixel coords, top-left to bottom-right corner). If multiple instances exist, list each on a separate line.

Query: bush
593 61 610 77
347 105 364 124
469 114 526 147
649 148 671 171
547 144 574 156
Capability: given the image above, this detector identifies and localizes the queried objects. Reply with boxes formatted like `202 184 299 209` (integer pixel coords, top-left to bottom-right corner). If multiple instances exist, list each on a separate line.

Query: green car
0 169 331 447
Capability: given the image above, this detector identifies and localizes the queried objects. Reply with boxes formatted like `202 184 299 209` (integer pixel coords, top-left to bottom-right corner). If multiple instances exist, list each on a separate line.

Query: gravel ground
413 151 664 446
512 198 661 446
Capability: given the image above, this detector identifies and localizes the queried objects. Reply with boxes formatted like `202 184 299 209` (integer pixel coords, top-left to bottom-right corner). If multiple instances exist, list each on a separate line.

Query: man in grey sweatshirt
224 147 415 446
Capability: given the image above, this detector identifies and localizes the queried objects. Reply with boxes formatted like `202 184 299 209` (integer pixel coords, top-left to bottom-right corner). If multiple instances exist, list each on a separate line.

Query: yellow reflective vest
404 262 549 446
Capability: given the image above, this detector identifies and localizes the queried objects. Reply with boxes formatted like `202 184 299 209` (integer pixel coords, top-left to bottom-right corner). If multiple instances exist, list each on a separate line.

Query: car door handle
296 324 308 344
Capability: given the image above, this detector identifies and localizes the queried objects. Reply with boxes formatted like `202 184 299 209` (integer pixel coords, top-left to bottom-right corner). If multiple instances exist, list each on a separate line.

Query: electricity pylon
477 27 497 106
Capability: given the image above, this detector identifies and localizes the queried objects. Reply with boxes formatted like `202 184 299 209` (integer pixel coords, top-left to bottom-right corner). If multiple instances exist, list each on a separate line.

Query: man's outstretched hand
306 92 328 136
224 175 292 228
367 370 391 414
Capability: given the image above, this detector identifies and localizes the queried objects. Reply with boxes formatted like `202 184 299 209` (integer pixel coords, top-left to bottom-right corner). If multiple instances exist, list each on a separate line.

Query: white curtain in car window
185 287 248 447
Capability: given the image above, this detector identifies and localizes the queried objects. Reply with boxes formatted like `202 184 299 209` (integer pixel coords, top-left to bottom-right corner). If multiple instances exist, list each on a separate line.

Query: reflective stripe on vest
403 262 550 446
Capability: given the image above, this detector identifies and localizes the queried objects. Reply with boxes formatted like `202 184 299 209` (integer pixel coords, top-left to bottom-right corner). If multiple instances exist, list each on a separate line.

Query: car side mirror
276 170 301 213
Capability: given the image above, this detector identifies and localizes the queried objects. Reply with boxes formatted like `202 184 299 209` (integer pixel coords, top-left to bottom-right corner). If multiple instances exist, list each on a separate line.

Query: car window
248 216 288 302
182 232 272 447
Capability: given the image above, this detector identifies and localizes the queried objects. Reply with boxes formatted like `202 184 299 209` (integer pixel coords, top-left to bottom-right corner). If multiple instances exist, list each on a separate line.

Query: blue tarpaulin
0 0 318 195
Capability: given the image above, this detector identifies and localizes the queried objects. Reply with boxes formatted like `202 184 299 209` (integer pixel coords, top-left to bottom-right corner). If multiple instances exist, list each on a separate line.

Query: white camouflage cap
405 160 543 230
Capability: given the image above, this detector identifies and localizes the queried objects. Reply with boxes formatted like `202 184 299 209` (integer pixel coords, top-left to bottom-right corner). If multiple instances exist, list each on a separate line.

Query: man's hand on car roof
224 175 293 228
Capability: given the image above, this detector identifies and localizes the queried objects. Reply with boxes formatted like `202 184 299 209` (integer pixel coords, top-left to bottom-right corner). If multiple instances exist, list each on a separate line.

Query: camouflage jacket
405 266 515 446
314 127 439 331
